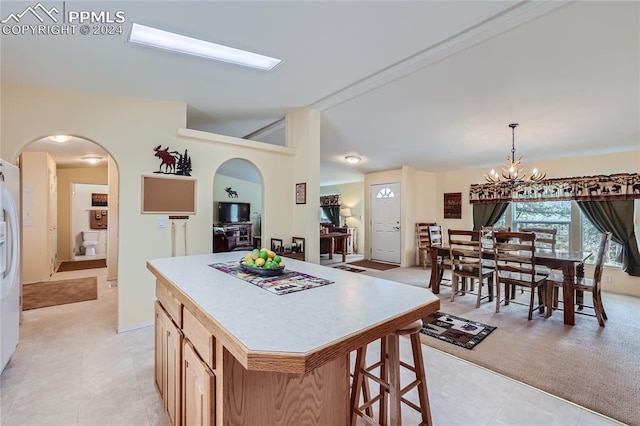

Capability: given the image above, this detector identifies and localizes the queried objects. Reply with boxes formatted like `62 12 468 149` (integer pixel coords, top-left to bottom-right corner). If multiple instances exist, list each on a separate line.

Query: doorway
19 134 119 295
213 158 263 252
71 183 109 261
370 182 401 264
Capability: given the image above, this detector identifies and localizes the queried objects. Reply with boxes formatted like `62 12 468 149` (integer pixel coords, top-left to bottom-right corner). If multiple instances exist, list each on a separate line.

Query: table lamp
340 207 352 226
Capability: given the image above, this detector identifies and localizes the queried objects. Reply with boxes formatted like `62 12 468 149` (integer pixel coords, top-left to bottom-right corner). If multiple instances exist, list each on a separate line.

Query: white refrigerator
0 160 20 374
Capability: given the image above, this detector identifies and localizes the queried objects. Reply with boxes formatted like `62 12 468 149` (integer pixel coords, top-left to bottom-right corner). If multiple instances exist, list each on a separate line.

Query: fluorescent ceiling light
127 23 281 71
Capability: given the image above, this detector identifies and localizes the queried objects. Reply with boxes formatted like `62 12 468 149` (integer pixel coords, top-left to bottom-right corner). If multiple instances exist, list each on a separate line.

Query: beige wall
56 166 108 261
2 85 320 331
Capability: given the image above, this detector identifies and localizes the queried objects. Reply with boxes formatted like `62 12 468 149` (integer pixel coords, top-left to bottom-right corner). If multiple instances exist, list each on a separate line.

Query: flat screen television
218 202 250 223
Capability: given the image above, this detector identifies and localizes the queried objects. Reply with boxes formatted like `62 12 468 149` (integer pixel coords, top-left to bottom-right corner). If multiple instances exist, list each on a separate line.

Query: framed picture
91 193 108 207
295 182 307 204
444 192 462 219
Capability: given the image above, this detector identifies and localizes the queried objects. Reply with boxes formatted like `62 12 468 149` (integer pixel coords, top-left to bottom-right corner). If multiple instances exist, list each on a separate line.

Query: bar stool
350 320 432 426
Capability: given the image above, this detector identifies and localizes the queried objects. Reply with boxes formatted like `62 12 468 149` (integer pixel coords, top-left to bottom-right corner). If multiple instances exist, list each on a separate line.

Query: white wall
2 85 320 331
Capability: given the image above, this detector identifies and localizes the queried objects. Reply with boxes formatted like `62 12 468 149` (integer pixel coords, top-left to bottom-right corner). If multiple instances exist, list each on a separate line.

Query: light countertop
148 252 438 355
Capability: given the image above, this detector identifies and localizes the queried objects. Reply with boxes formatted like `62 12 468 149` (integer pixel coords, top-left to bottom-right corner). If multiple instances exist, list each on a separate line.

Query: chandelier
484 123 545 184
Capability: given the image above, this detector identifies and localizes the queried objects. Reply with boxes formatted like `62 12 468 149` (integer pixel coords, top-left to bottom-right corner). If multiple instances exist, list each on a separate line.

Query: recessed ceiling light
345 155 361 164
82 156 103 164
51 135 70 143
126 23 282 71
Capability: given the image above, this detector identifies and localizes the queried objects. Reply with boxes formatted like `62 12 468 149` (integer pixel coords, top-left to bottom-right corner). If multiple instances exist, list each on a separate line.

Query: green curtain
472 203 509 231
322 207 340 226
577 200 640 277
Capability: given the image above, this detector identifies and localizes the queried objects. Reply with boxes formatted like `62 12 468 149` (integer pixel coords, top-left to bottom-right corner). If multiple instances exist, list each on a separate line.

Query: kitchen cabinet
154 301 183 426
183 341 215 426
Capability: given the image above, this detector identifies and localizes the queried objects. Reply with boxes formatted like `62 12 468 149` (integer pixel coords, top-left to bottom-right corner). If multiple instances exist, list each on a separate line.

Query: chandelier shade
484 123 545 184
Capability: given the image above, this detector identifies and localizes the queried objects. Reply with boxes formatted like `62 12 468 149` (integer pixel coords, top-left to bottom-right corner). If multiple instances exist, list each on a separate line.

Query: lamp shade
340 207 352 217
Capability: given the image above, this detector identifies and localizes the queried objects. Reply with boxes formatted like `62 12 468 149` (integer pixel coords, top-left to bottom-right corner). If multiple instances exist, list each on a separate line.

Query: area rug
348 260 399 271
421 312 496 349
23 276 98 310
57 259 106 272
332 265 366 273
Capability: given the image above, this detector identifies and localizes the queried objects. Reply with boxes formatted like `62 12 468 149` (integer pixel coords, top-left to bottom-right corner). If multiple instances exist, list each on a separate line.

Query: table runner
209 262 334 295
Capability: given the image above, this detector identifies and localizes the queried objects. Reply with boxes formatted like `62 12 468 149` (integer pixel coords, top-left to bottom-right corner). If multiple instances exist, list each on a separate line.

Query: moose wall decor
225 187 238 198
153 146 192 176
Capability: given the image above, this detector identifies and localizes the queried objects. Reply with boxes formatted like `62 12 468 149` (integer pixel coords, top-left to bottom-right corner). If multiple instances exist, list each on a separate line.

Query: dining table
320 232 349 262
428 244 592 325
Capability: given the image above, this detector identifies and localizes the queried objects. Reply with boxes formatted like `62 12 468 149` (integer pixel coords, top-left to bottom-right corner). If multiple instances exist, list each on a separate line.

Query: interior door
370 182 401 263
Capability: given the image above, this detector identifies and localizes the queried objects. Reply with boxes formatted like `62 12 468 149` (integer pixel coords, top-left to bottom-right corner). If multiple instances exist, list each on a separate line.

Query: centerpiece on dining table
240 248 286 276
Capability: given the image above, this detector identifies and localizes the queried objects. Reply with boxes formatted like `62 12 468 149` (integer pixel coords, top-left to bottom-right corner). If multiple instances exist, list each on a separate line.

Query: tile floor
0 266 622 425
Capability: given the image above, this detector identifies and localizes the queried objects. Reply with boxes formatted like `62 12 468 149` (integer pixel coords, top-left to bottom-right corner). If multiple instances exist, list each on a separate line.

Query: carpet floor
23 276 98 310
57 259 106 272
361 266 639 426
349 259 399 271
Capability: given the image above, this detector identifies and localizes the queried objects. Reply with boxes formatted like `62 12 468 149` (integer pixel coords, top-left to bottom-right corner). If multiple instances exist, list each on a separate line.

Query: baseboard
117 321 153 334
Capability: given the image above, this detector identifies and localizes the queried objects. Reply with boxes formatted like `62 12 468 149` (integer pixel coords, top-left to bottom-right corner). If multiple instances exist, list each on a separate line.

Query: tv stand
222 222 252 248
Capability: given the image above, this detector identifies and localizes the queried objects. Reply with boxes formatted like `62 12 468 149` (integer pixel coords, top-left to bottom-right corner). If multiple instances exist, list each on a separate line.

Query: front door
370 182 401 264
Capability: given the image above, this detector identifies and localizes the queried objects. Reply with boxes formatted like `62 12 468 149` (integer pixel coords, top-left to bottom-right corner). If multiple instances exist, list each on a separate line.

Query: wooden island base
220 348 349 425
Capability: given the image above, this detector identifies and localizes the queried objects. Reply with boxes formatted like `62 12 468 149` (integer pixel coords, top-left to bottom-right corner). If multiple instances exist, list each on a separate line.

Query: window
512 201 572 251
376 187 395 198
497 201 622 267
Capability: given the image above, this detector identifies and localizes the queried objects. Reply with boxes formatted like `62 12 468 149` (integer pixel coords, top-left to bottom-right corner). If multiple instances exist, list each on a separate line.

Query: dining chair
493 231 548 320
520 227 558 276
428 225 451 286
548 232 611 326
519 227 557 251
416 222 436 269
448 230 495 308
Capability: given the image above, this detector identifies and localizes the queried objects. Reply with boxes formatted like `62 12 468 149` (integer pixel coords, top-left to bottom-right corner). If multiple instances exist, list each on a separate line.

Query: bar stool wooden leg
350 321 433 426
378 336 388 426
410 331 432 426
350 345 367 426
387 334 402 425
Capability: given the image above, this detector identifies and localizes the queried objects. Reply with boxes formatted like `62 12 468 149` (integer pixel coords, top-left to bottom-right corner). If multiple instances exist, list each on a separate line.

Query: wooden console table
321 232 349 262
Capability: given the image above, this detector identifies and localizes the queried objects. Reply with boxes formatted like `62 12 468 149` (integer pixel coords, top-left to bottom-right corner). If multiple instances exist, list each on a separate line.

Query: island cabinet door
183 341 215 426
165 313 184 426
154 302 166 397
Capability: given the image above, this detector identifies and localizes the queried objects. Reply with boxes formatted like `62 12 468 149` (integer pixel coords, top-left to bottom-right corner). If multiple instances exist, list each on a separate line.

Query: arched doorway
18 134 119 318
212 159 263 252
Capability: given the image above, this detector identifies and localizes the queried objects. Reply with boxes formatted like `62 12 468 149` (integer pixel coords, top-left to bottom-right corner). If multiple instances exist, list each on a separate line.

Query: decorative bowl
240 263 285 277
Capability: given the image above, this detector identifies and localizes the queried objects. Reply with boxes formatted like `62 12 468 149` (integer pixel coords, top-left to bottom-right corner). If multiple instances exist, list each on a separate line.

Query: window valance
320 194 341 207
469 173 640 204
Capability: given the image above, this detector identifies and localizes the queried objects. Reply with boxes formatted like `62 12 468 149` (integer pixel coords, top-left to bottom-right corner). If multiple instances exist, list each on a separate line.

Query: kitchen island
147 252 439 425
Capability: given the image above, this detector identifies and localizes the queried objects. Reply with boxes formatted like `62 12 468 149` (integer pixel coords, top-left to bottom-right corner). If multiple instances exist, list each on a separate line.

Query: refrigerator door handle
2 189 19 300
